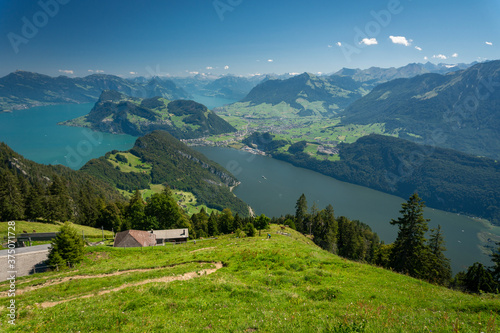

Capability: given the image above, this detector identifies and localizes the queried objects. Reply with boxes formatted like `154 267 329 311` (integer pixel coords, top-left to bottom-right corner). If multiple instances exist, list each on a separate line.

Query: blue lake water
0 103 138 170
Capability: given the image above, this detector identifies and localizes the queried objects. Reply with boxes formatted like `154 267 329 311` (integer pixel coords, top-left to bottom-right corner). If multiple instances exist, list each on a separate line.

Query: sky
0 0 498 78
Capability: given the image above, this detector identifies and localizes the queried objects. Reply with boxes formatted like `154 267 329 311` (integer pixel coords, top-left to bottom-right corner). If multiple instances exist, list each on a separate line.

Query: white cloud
486 41 493 46
328 44 333 48
268 59 274 62
189 71 199 75
451 53 458 58
58 69 74 75
288 73 300 76
433 54 447 60
336 42 342 47
129 71 138 75
224 65 229 70
424 56 428 60
415 46 422 51
360 38 378 46
88 69 104 73
389 36 412 46
206 66 213 70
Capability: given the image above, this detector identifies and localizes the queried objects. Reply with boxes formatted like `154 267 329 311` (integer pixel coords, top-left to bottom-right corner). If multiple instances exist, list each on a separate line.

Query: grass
107 152 152 174
1 225 498 332
172 190 219 216
0 221 114 240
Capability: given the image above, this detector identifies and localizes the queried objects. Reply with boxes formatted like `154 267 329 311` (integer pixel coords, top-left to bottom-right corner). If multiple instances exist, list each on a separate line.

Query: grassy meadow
1 225 498 332
0 221 114 241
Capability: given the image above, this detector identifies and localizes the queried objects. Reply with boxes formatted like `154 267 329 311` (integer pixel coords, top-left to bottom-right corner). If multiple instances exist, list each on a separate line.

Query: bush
245 223 256 237
47 222 85 269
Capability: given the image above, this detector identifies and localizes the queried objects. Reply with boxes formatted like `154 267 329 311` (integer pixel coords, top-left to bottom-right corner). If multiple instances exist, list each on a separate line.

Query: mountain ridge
61 90 236 139
342 60 500 159
0 71 190 112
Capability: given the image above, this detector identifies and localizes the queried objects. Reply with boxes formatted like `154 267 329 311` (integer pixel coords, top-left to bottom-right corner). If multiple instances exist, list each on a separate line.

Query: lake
0 103 137 170
0 96 238 170
194 146 500 273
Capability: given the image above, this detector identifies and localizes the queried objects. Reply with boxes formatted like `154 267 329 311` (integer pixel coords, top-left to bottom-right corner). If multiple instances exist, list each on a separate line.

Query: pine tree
389 193 430 279
46 175 71 222
316 205 337 253
0 169 24 221
295 194 308 233
125 190 146 230
25 182 45 221
463 262 496 293
491 242 500 285
207 211 219 236
145 189 188 230
218 208 234 234
47 222 85 269
426 225 452 285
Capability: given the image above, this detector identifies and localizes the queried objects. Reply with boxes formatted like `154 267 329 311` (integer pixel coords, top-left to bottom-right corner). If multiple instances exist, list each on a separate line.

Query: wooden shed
152 229 189 244
113 230 156 248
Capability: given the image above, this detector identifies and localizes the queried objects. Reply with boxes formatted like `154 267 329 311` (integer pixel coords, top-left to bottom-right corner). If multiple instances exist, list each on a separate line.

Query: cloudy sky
0 0 498 77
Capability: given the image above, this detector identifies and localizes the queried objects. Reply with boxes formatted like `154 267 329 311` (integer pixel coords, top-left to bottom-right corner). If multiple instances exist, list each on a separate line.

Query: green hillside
61 90 236 139
81 131 249 216
0 142 124 225
0 221 113 240
1 225 498 332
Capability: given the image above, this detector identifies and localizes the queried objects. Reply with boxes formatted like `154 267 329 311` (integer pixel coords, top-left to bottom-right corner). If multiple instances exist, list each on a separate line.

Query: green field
107 152 152 174
215 102 398 162
171 190 219 216
0 221 114 246
1 225 498 332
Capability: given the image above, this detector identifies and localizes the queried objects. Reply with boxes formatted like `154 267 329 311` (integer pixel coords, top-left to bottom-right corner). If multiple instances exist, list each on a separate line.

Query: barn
113 230 157 248
152 229 189 245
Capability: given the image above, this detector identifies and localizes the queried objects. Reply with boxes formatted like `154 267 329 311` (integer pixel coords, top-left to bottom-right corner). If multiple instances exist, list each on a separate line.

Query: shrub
47 222 85 269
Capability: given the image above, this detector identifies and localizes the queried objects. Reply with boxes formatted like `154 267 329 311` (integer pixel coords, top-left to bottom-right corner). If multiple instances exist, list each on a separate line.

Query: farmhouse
152 228 189 245
113 230 156 248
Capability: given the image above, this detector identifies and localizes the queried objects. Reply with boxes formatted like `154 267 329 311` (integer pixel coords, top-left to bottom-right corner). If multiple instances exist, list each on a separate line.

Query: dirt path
0 262 222 300
189 247 216 253
38 262 223 309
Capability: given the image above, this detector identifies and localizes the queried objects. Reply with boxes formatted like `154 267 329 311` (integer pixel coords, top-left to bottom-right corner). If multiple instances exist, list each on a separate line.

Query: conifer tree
427 225 452 285
0 169 24 221
295 194 308 233
389 193 430 279
25 182 45 221
207 211 219 236
218 208 234 234
47 222 85 269
125 190 146 230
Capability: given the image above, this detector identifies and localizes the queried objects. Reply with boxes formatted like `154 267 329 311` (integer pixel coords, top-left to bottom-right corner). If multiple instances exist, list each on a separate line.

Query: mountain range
0 71 190 112
333 61 474 89
342 60 500 159
60 90 236 139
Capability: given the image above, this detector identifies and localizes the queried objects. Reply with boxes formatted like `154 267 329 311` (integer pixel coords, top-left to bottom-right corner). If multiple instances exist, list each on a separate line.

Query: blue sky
0 0 498 77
